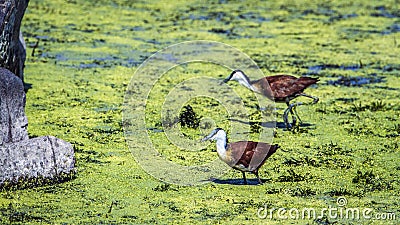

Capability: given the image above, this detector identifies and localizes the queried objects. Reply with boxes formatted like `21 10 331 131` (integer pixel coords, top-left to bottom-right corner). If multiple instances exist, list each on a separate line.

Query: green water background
1 0 399 224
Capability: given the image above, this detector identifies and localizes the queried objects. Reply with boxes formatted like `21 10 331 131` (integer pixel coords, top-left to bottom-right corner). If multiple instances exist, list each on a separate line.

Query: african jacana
201 128 279 184
223 70 319 128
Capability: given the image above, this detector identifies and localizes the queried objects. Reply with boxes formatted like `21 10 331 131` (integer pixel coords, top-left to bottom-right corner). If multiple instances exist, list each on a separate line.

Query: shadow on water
212 178 270 185
24 82 33 92
276 122 313 129
229 118 314 129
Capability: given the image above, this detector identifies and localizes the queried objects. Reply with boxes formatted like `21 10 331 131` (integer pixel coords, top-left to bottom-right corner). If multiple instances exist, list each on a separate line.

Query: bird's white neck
213 134 228 161
232 72 257 92
238 79 257 92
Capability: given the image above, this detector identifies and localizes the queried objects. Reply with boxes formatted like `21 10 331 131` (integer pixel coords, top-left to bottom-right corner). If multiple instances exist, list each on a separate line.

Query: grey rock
0 136 75 185
0 67 28 145
0 68 75 188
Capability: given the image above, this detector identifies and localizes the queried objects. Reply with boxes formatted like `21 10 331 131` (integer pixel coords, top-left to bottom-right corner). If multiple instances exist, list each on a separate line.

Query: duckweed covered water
1 0 399 224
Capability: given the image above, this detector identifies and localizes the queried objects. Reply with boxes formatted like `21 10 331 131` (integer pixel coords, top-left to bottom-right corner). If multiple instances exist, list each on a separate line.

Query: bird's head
222 70 255 91
222 70 249 83
201 128 226 142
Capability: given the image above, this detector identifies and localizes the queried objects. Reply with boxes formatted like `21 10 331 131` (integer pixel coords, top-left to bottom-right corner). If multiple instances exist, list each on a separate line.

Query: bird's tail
298 77 319 86
269 144 279 155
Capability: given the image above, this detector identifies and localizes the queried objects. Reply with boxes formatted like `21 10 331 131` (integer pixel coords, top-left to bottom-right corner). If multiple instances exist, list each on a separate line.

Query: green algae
0 0 399 224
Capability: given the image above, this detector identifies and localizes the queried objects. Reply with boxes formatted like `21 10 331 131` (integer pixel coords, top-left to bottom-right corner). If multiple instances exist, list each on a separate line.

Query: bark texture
0 0 28 82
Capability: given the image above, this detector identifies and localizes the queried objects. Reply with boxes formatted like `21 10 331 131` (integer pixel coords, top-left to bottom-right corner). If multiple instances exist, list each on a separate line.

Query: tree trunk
0 0 29 82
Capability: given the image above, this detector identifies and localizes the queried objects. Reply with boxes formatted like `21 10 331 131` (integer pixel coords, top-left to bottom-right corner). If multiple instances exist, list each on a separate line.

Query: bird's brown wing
251 75 297 100
258 75 319 100
229 141 278 172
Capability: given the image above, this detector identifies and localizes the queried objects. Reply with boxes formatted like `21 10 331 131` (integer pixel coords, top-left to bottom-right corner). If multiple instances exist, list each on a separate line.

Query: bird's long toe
256 174 263 185
292 107 302 124
292 116 297 127
242 172 248 185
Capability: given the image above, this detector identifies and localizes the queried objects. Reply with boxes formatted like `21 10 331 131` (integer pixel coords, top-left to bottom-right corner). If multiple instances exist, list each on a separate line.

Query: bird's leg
242 172 247 185
297 93 319 104
291 102 303 124
284 103 305 129
284 101 298 129
283 107 292 129
255 171 263 185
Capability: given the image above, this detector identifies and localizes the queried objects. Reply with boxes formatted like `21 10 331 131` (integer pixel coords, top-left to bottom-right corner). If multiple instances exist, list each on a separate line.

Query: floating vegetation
0 172 76 191
249 111 262 134
153 183 177 192
282 155 320 167
351 100 388 112
334 97 358 103
289 187 316 197
277 169 311 182
314 215 335 225
3 0 399 224
0 203 49 224
391 124 400 136
179 105 201 129
315 142 351 157
326 187 356 197
344 124 375 136
352 170 393 192
208 27 234 35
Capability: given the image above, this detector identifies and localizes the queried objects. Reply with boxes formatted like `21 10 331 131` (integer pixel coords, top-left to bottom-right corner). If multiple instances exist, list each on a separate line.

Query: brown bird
201 128 279 184
223 70 319 129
